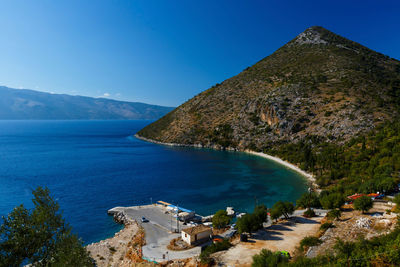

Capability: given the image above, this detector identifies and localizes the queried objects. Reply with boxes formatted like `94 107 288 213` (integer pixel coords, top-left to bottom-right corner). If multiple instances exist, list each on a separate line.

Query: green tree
212 210 231 229
320 193 345 209
236 205 269 235
236 214 258 236
270 208 281 222
296 192 320 209
353 196 373 213
270 201 295 220
253 205 268 224
252 249 289 267
0 187 93 266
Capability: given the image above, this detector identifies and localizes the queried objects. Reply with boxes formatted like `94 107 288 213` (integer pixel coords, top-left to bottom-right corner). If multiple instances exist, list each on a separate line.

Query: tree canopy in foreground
0 187 93 266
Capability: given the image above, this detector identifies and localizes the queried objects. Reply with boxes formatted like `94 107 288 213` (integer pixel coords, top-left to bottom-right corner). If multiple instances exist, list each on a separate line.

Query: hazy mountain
0 86 174 120
137 26 400 149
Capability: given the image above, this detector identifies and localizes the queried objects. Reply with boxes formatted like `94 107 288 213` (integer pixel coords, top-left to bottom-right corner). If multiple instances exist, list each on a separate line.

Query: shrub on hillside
199 239 231 264
252 249 289 267
320 222 334 231
300 236 323 251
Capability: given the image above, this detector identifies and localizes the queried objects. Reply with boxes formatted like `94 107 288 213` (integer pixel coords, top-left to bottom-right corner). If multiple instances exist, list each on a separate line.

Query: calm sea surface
0 120 307 244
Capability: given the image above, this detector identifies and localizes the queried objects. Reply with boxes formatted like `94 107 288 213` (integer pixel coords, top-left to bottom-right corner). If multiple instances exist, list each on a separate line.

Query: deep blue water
0 120 307 244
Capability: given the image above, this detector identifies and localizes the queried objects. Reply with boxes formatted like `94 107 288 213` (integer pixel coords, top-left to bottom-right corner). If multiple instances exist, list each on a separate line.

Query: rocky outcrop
107 208 134 225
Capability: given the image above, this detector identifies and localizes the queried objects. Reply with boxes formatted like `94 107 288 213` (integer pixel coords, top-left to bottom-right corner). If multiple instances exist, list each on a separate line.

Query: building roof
182 225 211 235
167 204 193 213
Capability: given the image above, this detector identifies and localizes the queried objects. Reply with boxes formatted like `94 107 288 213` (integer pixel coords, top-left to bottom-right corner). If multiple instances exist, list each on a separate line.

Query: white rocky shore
86 209 144 267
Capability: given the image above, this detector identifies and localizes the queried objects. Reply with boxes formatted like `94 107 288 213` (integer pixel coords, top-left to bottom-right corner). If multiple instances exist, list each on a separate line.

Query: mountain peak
291 26 331 45
289 26 372 55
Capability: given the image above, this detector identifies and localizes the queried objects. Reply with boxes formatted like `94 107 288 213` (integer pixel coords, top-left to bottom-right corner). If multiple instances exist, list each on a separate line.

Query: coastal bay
0 120 307 245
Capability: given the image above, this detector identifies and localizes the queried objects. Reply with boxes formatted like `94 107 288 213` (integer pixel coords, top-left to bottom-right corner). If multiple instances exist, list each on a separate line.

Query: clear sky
0 0 399 106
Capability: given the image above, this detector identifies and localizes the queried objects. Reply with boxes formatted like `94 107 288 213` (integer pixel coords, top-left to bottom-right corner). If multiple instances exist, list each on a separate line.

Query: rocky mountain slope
0 86 174 120
137 26 400 150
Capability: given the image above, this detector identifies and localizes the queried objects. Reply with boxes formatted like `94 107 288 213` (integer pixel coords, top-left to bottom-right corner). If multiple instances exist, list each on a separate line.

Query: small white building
178 211 195 221
181 225 212 245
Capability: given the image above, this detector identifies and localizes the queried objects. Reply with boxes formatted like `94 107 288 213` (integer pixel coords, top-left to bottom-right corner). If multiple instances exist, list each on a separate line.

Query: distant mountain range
0 86 174 120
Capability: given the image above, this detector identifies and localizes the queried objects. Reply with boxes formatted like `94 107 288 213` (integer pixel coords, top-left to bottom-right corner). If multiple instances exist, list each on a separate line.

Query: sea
0 120 307 244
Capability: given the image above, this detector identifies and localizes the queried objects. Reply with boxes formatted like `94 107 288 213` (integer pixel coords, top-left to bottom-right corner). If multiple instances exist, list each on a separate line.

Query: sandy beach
245 150 317 188
136 134 317 188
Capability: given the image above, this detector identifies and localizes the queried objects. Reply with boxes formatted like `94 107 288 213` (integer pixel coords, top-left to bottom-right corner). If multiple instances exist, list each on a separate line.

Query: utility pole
176 204 179 233
150 197 152 205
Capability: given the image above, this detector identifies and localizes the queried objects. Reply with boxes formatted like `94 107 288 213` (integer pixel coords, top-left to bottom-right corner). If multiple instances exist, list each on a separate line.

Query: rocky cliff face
138 26 400 150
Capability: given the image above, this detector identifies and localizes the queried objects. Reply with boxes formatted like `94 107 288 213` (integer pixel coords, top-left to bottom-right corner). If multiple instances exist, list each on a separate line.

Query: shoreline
244 150 317 188
135 134 317 188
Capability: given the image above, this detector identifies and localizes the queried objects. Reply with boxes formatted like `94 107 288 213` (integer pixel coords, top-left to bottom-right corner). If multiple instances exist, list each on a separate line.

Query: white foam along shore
135 134 316 187
245 150 317 187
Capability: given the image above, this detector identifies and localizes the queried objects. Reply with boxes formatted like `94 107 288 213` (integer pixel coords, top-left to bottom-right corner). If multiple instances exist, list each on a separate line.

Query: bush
327 209 342 220
320 222 334 231
303 208 316 218
252 249 289 267
300 236 323 251
354 196 373 213
212 210 231 229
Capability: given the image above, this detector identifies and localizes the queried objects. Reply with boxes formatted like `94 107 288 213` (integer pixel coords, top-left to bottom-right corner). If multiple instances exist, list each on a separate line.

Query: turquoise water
0 120 307 244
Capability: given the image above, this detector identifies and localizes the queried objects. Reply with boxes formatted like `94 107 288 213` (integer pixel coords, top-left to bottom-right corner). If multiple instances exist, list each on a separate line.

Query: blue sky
0 1 399 106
